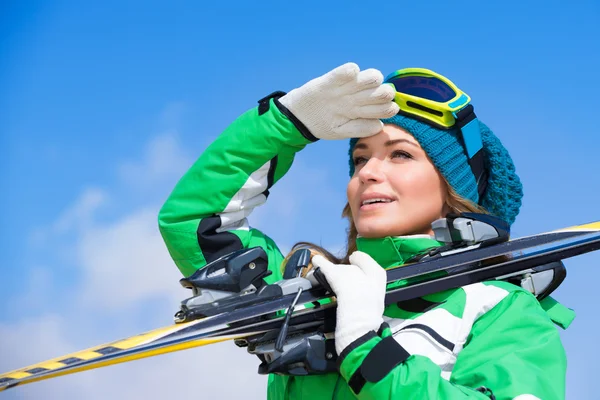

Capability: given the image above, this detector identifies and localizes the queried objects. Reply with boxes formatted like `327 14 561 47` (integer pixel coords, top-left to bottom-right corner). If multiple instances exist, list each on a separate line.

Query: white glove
312 251 386 355
279 63 399 140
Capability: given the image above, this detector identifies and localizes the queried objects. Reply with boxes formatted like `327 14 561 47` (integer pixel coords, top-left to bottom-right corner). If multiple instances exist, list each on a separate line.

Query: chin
356 216 434 238
356 221 397 238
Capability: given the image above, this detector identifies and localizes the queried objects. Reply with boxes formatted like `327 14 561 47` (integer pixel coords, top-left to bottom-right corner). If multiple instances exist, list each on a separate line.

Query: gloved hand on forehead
279 63 399 140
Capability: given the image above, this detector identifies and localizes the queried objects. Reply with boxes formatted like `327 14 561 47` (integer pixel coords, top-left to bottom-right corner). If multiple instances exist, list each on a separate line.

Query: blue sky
1 0 599 398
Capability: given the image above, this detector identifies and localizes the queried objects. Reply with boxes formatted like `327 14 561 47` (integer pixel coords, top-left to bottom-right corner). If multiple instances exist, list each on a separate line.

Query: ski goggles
385 68 487 198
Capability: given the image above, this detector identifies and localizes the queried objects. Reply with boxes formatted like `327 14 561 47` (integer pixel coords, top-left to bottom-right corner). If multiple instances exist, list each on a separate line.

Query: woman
158 64 570 399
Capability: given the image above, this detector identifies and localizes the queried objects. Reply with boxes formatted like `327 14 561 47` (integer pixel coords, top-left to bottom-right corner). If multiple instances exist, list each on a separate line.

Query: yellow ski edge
0 335 238 392
0 317 231 392
553 221 600 233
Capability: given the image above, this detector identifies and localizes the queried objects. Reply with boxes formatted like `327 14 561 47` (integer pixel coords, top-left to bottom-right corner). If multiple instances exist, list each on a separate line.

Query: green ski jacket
158 97 572 400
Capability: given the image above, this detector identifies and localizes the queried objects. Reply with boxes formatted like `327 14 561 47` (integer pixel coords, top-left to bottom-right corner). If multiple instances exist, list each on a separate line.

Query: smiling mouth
360 198 395 210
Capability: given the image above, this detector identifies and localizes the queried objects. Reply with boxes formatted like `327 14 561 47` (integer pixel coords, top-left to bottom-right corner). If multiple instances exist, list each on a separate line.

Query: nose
358 157 384 184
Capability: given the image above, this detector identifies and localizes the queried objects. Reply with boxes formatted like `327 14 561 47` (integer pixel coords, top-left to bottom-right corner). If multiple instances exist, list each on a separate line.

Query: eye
391 150 413 160
353 156 368 166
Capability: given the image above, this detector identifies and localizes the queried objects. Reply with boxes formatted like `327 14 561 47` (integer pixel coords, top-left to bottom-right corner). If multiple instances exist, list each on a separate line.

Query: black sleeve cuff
361 336 410 382
335 331 378 371
257 91 318 142
347 335 411 395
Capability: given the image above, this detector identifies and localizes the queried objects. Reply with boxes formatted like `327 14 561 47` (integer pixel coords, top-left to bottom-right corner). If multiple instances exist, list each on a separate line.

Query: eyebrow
353 138 419 151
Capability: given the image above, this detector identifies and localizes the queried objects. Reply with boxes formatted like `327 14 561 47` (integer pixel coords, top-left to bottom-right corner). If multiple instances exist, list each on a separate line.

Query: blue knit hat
348 115 523 225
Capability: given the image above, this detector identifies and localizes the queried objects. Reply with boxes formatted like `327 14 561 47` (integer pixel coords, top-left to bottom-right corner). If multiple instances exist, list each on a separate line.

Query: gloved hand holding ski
279 63 399 140
312 252 387 355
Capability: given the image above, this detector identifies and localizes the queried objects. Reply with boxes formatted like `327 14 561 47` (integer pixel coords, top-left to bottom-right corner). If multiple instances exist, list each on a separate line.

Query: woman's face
347 124 449 238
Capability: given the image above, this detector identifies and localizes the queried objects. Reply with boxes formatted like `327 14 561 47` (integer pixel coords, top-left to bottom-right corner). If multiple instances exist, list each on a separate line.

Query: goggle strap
460 119 483 159
454 105 482 159
455 105 487 199
469 149 488 199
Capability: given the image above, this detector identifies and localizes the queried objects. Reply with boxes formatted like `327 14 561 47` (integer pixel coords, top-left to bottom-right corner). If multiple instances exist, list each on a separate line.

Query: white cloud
159 101 187 127
29 187 109 247
54 187 108 233
6 265 55 312
0 315 73 370
75 206 183 311
118 133 193 191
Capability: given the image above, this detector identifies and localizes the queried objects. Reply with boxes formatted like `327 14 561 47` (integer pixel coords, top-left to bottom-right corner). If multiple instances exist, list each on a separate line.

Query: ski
1 215 599 392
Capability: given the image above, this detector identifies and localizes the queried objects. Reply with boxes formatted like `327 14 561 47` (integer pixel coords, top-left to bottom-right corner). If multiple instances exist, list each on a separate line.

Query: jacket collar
355 235 443 269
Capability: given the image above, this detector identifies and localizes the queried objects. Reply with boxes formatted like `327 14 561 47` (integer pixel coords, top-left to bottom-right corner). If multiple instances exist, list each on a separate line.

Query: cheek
390 164 445 202
346 178 358 209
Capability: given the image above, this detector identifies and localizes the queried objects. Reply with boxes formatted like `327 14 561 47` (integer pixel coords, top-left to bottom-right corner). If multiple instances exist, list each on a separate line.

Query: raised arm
158 63 398 278
158 94 313 278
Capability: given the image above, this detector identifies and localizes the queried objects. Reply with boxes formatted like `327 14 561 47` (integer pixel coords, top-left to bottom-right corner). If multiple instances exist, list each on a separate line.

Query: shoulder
427 280 533 321
434 281 545 342
453 280 540 321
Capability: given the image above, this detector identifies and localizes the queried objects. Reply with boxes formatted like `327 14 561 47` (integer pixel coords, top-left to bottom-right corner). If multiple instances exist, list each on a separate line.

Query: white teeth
362 198 392 205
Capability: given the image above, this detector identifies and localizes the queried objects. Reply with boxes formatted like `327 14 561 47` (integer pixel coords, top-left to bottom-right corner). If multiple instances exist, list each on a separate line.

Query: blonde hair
281 178 487 275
